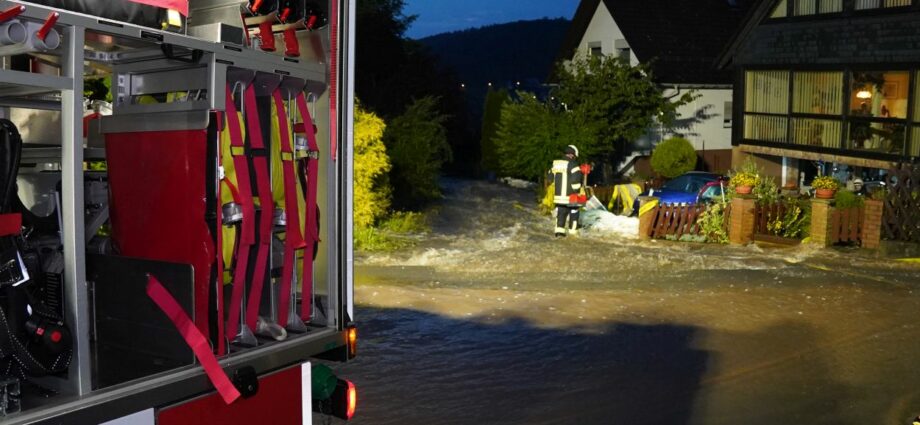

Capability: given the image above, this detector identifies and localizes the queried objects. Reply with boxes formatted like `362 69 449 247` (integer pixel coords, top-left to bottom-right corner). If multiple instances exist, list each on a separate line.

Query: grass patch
355 211 430 252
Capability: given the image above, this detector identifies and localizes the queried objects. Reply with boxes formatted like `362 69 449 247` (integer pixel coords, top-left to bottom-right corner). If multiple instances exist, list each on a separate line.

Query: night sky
403 0 581 39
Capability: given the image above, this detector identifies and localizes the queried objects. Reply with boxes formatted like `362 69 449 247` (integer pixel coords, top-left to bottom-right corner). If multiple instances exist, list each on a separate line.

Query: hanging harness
270 90 306 327
294 92 320 322
242 85 276 333
222 85 256 340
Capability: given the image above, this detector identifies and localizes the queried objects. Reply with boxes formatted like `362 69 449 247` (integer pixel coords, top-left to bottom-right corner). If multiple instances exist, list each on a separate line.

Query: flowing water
340 179 920 425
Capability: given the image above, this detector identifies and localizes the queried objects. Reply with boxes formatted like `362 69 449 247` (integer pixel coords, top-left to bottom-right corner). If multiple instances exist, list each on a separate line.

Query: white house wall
571 1 735 155
576 1 639 66
668 88 733 151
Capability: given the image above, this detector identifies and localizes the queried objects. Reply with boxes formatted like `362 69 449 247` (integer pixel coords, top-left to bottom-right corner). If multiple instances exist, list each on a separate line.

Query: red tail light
346 380 357 420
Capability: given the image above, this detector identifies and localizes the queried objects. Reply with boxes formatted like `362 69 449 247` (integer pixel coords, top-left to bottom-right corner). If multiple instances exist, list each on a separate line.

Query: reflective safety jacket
550 158 584 205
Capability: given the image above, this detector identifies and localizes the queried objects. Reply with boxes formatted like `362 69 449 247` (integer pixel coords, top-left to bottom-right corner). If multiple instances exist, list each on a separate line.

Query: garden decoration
812 176 839 199
731 171 759 195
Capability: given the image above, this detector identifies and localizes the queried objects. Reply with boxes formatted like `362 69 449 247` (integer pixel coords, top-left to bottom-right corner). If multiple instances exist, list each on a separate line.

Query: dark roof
715 0 776 69
556 0 753 85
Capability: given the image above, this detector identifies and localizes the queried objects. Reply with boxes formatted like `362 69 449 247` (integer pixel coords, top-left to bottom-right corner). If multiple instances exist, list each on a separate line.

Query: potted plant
730 171 759 195
811 176 839 199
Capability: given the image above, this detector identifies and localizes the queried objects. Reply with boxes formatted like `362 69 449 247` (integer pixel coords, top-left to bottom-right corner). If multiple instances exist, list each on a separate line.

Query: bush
834 190 864 208
384 96 452 209
650 137 697 178
494 92 598 181
766 198 810 239
696 202 729 244
354 103 391 229
379 211 429 233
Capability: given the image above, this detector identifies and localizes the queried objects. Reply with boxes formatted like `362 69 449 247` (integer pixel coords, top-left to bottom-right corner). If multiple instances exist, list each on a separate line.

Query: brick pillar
861 198 883 249
729 195 756 245
637 196 659 240
810 199 833 247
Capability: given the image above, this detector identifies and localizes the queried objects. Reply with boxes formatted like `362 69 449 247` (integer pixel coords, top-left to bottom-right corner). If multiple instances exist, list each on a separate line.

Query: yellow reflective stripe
281 152 295 161
230 146 246 156
639 198 659 217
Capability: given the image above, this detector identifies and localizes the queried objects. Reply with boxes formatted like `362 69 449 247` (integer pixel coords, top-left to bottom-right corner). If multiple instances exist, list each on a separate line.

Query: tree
480 88 508 175
383 96 452 209
493 92 598 181
552 55 696 165
650 137 697 178
353 103 391 228
357 0 471 177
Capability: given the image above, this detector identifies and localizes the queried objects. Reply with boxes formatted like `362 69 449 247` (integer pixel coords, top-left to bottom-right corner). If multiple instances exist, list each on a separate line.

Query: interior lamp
856 90 872 99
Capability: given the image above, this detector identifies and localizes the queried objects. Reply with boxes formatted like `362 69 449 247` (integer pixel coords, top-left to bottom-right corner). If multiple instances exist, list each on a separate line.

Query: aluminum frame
0 0 353 422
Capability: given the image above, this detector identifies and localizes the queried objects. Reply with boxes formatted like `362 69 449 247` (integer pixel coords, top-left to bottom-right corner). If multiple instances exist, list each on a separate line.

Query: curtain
793 72 843 115
745 71 789 114
744 115 788 142
791 118 841 148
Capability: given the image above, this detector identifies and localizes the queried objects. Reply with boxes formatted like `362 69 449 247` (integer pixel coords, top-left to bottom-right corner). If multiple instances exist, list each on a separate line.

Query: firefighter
549 145 585 237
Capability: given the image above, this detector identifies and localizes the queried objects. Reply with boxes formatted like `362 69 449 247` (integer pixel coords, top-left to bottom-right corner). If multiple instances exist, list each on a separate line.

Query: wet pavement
340 179 920 425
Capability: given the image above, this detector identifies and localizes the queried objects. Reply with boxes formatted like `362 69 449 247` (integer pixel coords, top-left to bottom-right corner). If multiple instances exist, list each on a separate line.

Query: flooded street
342 179 920 425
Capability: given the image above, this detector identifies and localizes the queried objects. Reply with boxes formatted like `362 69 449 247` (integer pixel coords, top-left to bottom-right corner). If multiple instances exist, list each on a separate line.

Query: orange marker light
347 327 357 359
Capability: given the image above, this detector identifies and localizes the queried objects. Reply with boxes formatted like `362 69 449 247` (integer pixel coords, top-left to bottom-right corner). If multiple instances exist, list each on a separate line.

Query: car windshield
662 175 716 193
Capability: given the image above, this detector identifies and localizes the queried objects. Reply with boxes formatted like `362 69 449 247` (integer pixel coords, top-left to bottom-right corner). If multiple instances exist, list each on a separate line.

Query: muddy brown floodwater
337 179 920 425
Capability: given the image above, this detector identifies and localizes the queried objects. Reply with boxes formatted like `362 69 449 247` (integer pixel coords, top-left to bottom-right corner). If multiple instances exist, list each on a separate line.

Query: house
556 0 753 177
717 0 920 187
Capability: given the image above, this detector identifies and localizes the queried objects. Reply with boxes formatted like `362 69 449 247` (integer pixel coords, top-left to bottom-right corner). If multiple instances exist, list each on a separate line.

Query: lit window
793 72 843 115
847 122 905 153
745 71 789 114
792 118 842 148
850 71 909 119
770 0 787 17
855 0 911 9
744 71 790 143
792 0 842 15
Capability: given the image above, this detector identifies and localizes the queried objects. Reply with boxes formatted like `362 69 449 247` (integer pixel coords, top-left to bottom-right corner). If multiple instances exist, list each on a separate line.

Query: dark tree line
356 0 474 189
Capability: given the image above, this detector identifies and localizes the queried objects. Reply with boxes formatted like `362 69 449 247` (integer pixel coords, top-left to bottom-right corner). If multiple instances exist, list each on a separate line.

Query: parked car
632 171 727 215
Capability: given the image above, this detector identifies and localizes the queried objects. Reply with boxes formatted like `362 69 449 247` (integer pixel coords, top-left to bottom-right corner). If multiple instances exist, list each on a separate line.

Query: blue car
632 172 727 214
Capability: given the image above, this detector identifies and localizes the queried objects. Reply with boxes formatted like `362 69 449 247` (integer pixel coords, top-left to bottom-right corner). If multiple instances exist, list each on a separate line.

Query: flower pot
815 188 836 199
735 185 753 195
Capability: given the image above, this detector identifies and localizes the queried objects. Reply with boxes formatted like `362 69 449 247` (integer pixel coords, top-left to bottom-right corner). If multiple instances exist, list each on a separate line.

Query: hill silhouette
418 18 571 139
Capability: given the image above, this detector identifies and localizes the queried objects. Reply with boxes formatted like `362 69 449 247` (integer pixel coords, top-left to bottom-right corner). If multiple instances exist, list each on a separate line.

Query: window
911 71 920 157
792 118 842 148
588 41 602 57
850 71 909 119
745 71 789 114
792 0 842 15
855 0 911 9
614 39 630 63
724 101 733 128
743 68 917 158
770 0 788 17
846 71 909 154
793 72 843 115
744 71 789 142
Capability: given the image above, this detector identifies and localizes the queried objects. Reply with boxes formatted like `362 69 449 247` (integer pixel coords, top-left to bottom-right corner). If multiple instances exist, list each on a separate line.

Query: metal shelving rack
0 1 354 423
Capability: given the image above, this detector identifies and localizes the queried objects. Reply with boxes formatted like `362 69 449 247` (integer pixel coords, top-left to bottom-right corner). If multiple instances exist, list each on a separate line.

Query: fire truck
0 0 357 423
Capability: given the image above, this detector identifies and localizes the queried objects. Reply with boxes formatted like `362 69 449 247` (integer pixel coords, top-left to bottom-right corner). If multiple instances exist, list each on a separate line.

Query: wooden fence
830 207 864 245
647 204 723 240
882 166 920 243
